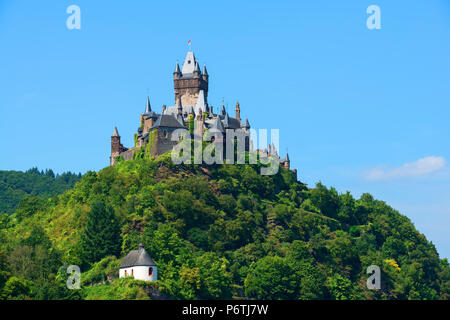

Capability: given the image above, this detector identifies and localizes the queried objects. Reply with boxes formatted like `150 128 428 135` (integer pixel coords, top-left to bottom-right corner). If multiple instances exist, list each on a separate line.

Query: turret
202 65 208 82
111 127 121 165
235 102 241 121
193 61 201 79
223 112 230 128
173 62 181 80
220 104 226 116
145 96 152 114
241 118 250 130
281 152 290 170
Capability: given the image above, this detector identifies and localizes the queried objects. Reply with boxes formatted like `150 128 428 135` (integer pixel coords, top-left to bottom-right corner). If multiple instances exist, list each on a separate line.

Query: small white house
119 244 157 282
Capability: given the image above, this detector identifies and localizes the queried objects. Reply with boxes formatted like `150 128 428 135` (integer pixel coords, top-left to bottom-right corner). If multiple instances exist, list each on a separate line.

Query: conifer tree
80 201 121 265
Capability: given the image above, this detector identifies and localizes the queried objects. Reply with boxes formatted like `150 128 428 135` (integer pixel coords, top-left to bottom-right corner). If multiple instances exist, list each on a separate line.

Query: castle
110 50 290 170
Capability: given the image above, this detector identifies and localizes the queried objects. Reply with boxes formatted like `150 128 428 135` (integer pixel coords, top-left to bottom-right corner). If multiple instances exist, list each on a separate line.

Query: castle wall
120 148 136 161
154 129 179 155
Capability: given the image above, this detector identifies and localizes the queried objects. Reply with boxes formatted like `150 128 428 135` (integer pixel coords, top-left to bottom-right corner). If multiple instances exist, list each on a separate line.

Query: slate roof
120 248 156 268
152 113 186 129
243 118 250 129
210 115 225 132
218 114 241 129
145 96 152 114
112 127 120 137
174 62 181 74
181 51 197 74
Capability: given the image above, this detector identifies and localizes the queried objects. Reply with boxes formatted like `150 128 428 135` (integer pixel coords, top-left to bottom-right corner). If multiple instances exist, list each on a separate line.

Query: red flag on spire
188 40 191 45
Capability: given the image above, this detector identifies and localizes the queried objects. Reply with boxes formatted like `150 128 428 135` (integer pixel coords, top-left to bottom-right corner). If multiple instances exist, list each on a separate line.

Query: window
131 269 134 276
124 270 127 276
149 267 153 277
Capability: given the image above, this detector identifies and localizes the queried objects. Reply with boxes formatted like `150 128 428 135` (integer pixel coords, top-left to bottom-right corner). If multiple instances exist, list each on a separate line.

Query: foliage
0 168 82 214
79 201 122 266
0 156 448 300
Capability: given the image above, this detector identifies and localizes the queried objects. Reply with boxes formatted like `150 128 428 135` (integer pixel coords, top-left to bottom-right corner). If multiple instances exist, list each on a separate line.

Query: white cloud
365 156 446 181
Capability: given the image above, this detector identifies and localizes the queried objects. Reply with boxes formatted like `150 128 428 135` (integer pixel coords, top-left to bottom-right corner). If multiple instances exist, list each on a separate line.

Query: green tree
79 201 122 265
0 276 34 300
326 273 355 300
245 256 297 299
196 252 232 299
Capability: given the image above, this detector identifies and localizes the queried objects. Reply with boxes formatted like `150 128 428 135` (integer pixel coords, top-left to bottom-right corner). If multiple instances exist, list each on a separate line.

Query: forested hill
0 168 82 214
0 154 448 300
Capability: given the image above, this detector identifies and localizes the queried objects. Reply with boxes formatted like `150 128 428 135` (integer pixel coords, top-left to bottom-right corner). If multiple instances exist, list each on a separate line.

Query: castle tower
143 96 157 133
173 51 209 106
111 127 121 165
284 152 290 169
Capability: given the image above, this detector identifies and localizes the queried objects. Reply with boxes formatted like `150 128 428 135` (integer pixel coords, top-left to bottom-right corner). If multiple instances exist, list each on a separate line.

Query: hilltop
0 154 448 300
0 168 82 214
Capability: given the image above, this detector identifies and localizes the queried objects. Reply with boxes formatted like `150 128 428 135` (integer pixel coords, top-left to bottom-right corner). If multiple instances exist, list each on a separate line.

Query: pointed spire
286 152 290 161
194 61 200 73
223 112 230 127
182 51 197 74
112 127 120 137
220 104 226 116
202 65 208 75
176 113 185 126
174 62 181 74
243 118 250 129
145 96 152 114
211 115 225 132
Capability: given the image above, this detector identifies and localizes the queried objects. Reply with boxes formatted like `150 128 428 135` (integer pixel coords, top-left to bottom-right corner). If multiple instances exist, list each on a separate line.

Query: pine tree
79 201 121 265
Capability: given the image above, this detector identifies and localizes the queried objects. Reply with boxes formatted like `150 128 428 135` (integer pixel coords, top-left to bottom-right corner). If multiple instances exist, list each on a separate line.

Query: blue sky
0 0 449 259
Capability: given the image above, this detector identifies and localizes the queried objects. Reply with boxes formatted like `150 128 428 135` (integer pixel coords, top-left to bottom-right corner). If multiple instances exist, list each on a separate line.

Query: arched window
131 269 134 276
124 270 127 276
149 267 153 277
